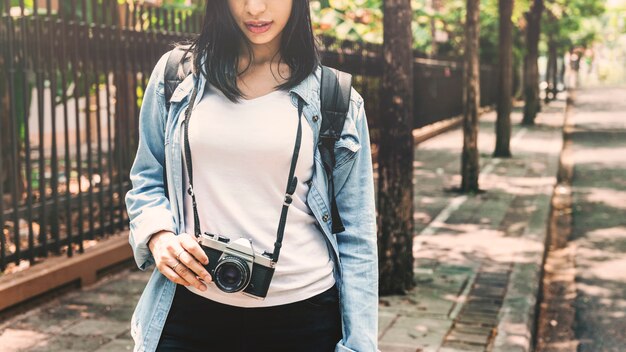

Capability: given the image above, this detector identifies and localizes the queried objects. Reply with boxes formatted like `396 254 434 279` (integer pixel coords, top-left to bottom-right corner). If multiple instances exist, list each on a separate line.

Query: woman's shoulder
311 65 365 109
145 51 175 98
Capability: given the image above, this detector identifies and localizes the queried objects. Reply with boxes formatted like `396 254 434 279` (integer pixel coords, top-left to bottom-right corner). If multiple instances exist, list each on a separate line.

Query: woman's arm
334 92 379 352
125 51 176 271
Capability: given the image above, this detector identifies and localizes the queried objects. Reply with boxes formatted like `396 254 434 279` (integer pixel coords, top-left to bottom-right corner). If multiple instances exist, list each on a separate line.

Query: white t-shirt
181 82 335 307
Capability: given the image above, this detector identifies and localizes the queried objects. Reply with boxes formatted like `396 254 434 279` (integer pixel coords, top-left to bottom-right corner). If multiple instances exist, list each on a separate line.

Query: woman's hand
148 231 212 291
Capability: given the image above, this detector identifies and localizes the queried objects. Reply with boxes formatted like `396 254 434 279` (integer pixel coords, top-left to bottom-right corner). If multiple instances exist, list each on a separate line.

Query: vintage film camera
198 232 275 299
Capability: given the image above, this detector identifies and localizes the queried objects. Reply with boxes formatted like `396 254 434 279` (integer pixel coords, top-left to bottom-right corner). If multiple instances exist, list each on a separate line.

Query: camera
198 232 276 299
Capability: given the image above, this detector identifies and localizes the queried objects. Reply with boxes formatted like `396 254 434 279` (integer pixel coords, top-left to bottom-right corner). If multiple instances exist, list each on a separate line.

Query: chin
248 37 276 45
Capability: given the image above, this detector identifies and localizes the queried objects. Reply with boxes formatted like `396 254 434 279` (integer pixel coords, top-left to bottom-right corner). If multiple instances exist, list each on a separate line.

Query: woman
125 0 378 351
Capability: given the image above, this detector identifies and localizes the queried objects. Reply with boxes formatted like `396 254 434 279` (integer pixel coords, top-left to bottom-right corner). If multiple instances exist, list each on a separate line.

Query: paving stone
119 329 133 340
64 318 130 338
65 292 132 308
441 341 486 351
93 338 134 351
12 305 85 334
95 278 149 296
379 311 397 338
457 313 499 326
378 342 426 352
380 316 453 351
453 323 496 336
93 304 136 322
446 330 491 345
0 329 50 352
28 334 111 352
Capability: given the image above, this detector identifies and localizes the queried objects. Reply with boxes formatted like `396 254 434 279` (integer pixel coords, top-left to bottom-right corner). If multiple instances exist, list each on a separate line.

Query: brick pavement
0 101 565 352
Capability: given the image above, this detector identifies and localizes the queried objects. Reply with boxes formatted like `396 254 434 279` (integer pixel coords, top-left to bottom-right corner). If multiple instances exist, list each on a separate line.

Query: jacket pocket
334 138 361 170
334 114 361 170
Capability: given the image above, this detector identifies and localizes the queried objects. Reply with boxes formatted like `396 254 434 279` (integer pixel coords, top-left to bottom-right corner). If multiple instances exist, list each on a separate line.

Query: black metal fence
0 1 497 271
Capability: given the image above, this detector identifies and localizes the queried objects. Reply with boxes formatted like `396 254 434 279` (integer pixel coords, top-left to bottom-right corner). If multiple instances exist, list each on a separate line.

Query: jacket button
312 115 319 122
322 213 329 222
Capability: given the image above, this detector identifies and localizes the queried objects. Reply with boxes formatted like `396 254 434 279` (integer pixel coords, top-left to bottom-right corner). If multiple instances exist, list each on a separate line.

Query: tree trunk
551 45 559 99
378 0 415 295
545 35 558 102
428 0 442 56
1 79 10 198
494 0 514 158
559 54 566 91
522 0 544 125
569 49 582 89
461 0 481 192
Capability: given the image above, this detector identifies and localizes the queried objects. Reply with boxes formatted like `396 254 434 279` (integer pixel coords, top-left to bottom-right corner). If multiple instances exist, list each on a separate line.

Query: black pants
156 284 342 352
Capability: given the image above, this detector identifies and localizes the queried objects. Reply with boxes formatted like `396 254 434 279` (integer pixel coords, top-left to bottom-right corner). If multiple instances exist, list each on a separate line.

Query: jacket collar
171 55 321 109
288 64 322 108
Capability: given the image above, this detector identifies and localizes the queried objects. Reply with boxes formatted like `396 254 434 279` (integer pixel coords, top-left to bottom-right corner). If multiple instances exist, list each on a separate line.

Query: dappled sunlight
416 228 544 265
587 226 626 239
0 329 49 352
413 211 432 223
510 138 563 155
582 188 626 210
426 221 484 234
597 298 626 309
580 258 626 282
573 147 626 165
480 173 556 196
576 282 615 297
573 246 615 262
497 329 532 349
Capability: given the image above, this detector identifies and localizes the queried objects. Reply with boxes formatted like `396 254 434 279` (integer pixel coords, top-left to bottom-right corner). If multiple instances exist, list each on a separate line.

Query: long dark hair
176 0 320 103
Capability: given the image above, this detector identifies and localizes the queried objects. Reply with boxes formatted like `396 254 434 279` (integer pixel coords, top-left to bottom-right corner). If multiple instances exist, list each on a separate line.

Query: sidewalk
565 87 626 351
378 100 564 352
0 100 565 352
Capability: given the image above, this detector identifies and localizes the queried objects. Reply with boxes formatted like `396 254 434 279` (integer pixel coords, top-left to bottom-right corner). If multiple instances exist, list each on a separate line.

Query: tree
544 28 558 102
461 0 481 192
522 0 544 125
542 0 605 95
377 0 415 295
494 0 514 157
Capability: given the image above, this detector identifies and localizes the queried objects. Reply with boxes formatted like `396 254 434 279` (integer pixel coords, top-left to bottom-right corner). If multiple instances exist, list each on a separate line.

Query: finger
159 264 191 286
174 261 207 291
179 233 209 265
178 251 212 283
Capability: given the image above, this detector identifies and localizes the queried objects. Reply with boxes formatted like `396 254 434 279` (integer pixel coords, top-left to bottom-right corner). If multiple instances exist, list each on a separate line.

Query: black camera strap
182 80 304 264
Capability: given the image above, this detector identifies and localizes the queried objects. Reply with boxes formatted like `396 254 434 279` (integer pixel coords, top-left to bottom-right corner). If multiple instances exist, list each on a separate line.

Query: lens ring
214 256 251 293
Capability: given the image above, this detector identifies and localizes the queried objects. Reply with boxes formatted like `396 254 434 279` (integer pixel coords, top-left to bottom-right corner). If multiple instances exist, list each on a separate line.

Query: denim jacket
125 50 378 352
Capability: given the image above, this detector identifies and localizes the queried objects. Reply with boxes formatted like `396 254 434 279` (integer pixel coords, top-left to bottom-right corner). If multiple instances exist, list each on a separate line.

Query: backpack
161 47 351 234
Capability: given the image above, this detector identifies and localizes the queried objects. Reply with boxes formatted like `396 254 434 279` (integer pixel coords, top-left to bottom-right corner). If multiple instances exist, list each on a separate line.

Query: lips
245 21 272 34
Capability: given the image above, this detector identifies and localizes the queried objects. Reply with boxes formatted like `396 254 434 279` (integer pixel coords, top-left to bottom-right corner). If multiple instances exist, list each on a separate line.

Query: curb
0 232 133 314
491 98 569 352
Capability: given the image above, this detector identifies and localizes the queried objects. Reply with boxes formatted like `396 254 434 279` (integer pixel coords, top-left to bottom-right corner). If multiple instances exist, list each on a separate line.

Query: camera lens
214 256 250 293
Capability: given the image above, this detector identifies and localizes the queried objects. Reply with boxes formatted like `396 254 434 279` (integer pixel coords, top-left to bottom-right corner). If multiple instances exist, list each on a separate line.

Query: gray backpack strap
319 65 352 234
164 46 193 111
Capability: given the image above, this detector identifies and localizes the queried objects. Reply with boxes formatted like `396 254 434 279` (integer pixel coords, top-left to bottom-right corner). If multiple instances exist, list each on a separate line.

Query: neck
238 35 282 68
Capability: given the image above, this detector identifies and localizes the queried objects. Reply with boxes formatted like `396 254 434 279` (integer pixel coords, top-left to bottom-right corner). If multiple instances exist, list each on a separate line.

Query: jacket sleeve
124 51 176 271
334 92 379 352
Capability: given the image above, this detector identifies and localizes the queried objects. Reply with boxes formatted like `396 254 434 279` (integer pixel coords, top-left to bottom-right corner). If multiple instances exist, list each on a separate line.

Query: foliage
311 0 533 62
311 0 605 66
311 0 384 44
543 0 606 53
